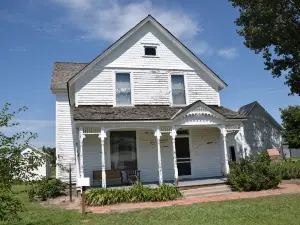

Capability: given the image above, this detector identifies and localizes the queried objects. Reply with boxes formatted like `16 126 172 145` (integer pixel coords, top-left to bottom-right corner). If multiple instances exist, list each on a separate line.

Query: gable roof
73 102 247 121
173 100 248 120
238 101 283 130
56 15 227 92
51 62 88 90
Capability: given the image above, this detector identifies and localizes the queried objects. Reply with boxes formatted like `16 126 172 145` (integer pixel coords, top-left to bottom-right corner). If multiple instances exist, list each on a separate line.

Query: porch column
240 124 246 158
219 125 229 174
98 128 107 188
154 127 163 185
170 127 179 185
79 127 86 178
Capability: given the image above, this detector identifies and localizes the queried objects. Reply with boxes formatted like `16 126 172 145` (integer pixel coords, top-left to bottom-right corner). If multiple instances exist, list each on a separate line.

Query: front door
175 137 191 176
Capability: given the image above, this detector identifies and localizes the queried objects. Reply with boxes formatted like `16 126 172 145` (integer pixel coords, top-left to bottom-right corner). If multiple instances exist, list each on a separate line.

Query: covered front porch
74 101 247 189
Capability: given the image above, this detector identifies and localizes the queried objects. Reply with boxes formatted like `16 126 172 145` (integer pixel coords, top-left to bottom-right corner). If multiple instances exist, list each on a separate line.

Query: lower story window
110 131 137 170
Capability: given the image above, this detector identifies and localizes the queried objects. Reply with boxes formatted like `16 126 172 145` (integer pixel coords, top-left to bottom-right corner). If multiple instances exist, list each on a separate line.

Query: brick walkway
88 184 300 213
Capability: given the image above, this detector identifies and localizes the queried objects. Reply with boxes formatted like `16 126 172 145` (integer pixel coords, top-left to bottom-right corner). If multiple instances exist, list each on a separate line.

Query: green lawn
3 185 300 225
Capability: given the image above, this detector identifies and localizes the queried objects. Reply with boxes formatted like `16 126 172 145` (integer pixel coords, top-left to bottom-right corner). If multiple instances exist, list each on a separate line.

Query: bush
276 159 300 179
28 179 67 201
227 152 281 191
86 182 182 206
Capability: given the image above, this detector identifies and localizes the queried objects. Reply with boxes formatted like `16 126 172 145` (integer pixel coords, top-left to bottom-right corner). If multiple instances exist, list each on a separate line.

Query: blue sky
0 0 298 147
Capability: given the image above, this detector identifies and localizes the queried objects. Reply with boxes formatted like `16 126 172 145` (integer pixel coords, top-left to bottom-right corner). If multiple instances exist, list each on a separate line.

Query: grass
2 185 300 225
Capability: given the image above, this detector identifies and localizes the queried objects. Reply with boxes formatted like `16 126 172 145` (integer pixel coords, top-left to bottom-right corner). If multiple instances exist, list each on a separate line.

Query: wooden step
181 185 233 198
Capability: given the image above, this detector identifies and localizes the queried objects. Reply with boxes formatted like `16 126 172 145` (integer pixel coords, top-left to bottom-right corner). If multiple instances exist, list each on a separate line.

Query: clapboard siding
76 69 114 105
243 105 282 155
133 71 170 105
74 22 220 106
76 68 219 106
190 128 223 178
187 72 219 105
56 94 76 182
106 23 194 70
83 134 111 186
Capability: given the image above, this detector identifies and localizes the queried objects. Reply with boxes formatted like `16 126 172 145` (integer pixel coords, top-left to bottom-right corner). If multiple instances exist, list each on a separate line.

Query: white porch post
154 127 163 185
170 127 179 185
79 127 85 178
98 128 107 188
219 125 229 174
240 124 246 158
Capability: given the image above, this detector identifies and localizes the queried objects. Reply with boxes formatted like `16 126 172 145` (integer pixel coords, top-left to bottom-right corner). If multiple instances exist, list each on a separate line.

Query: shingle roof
72 104 247 121
238 101 257 115
209 105 248 119
72 105 181 121
51 62 88 90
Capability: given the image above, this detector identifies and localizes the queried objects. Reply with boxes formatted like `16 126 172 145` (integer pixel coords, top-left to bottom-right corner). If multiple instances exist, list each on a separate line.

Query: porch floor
94 177 227 189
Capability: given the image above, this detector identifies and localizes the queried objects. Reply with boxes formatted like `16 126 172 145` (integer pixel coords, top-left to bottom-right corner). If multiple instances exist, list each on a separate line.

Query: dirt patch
42 195 82 211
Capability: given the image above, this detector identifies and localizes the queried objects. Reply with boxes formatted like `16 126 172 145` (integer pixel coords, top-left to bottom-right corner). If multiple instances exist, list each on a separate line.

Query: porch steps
181 185 233 198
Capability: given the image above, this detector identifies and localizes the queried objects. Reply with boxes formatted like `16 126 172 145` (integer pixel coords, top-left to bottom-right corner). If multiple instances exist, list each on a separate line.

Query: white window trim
113 71 134 107
142 44 159 58
169 73 188 106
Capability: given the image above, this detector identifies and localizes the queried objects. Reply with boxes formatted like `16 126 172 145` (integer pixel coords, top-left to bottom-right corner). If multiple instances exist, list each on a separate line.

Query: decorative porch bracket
219 125 229 175
154 127 163 185
79 127 86 178
170 127 179 185
98 128 107 188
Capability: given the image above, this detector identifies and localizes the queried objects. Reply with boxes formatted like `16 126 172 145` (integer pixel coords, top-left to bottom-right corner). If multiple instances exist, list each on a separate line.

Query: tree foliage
42 146 56 166
0 103 44 221
229 0 300 95
280 105 300 149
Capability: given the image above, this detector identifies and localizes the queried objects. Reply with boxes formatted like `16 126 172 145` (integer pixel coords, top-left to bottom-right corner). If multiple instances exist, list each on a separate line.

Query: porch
76 125 242 189
73 102 247 189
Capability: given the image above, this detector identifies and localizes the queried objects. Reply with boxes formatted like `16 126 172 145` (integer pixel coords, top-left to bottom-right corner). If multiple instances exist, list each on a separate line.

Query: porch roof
72 102 247 121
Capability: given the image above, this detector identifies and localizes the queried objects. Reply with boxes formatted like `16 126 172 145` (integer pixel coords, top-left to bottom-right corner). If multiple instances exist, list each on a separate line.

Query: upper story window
144 46 156 56
171 75 186 105
116 73 131 105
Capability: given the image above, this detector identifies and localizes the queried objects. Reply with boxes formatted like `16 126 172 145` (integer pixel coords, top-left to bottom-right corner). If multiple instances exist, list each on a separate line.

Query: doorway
175 137 191 176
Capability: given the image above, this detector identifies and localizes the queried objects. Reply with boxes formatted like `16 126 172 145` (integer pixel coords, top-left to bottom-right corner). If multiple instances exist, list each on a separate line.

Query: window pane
171 75 186 104
116 73 131 105
145 47 156 56
110 131 137 170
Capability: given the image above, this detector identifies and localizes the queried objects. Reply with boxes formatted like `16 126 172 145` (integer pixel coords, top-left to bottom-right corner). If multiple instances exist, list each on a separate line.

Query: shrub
85 182 182 206
28 179 67 201
276 159 300 179
227 152 281 191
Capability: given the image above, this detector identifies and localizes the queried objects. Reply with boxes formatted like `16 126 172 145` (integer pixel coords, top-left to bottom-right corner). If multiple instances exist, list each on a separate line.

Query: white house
21 144 50 180
50 15 249 188
238 101 283 155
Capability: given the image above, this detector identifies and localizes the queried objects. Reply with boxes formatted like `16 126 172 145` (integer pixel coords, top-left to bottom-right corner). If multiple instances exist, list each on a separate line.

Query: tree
280 105 300 149
42 146 56 166
228 0 300 95
0 103 43 221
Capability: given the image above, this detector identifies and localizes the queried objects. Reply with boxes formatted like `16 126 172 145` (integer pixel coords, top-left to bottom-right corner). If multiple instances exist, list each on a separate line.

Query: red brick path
88 184 300 213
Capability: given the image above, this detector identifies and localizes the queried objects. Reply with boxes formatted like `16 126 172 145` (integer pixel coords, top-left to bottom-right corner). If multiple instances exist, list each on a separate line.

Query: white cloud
51 0 215 55
217 48 238 59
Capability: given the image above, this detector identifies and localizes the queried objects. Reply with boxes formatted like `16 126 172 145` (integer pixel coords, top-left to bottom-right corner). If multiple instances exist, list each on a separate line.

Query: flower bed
86 182 182 206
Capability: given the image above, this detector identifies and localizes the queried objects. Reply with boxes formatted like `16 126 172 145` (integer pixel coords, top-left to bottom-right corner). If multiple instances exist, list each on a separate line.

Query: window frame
114 71 134 106
141 43 160 58
144 46 157 56
169 74 188 106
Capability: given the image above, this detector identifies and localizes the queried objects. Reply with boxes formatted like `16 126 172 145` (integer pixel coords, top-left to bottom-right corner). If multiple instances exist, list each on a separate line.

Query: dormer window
144 46 156 56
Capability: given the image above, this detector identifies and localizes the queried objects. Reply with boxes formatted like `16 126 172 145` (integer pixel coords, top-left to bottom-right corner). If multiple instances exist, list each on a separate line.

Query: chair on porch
124 161 140 184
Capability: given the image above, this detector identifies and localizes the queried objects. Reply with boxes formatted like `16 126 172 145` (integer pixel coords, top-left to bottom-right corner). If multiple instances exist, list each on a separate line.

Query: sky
0 0 299 147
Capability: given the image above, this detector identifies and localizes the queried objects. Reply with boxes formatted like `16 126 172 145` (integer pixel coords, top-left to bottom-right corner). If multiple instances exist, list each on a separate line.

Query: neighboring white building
238 101 283 155
51 15 249 188
21 144 50 180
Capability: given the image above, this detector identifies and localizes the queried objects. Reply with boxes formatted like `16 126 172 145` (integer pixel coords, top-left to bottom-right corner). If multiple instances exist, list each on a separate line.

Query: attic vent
144 46 156 56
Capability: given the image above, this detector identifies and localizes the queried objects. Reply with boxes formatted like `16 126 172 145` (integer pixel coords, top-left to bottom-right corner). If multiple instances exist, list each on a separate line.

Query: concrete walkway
88 184 300 213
